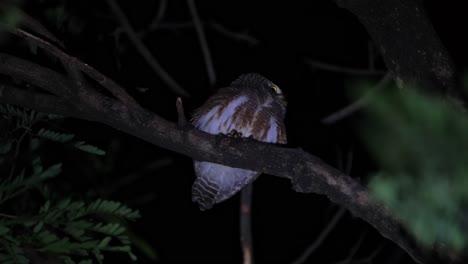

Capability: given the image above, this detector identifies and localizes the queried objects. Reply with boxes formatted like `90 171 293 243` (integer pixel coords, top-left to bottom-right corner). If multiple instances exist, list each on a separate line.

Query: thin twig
0 4 65 48
149 20 259 46
210 21 259 46
240 183 254 264
292 137 355 264
187 0 216 86
321 73 392 124
306 59 386 76
149 0 168 30
291 207 347 264
105 0 190 97
6 27 139 107
0 213 17 219
333 231 368 264
102 158 173 196
352 244 384 264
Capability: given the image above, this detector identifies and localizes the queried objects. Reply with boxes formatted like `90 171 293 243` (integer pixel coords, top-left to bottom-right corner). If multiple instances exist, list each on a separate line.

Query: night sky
2 1 468 263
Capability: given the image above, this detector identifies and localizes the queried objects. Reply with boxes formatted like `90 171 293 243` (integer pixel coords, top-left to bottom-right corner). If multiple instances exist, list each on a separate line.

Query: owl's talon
226 129 243 138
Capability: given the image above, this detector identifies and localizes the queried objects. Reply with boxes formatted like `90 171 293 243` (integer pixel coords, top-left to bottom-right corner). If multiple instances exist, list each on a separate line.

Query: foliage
37 128 106 156
0 105 140 263
360 87 468 250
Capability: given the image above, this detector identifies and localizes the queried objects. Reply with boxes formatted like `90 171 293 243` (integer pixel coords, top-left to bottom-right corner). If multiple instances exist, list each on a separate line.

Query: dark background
3 1 468 263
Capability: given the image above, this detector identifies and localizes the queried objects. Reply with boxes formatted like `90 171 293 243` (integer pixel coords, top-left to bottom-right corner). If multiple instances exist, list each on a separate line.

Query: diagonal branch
0 53 72 98
292 207 347 264
321 72 392 124
0 57 452 264
4 26 139 107
187 0 217 86
306 59 386 76
0 0 465 260
335 0 464 108
0 84 93 120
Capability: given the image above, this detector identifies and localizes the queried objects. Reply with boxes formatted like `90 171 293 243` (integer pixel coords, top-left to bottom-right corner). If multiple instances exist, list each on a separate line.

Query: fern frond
73 142 106 156
38 129 75 143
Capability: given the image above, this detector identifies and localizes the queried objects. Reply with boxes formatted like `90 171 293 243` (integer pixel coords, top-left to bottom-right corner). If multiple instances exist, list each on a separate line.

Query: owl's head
230 73 287 107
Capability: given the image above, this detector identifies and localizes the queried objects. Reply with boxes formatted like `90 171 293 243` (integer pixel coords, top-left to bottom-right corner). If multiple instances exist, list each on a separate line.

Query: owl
191 73 287 210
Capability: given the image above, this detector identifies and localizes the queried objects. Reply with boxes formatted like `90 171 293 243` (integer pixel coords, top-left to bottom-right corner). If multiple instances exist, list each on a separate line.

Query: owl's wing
192 161 260 210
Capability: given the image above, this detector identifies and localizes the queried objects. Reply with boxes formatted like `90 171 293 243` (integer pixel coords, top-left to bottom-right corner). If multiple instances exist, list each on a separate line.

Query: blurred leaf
0 6 22 26
361 86 468 250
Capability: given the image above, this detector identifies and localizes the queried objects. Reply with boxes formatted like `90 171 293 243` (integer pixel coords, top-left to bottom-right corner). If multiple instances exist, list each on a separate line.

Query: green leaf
74 142 106 156
98 237 112 248
38 163 62 179
38 128 75 143
33 221 43 233
360 86 468 250
40 201 51 214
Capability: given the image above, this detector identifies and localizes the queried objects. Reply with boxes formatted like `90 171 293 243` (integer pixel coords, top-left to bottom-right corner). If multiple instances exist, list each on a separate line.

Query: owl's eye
271 85 280 94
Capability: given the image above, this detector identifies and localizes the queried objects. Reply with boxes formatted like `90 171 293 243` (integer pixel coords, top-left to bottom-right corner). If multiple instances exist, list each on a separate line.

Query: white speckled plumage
191 73 287 210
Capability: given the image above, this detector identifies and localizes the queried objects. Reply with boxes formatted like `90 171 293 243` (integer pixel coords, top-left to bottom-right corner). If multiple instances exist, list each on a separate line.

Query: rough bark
336 0 464 107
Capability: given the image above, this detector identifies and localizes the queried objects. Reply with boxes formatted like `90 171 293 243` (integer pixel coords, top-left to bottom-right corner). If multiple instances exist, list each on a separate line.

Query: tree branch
335 0 464 108
0 57 451 263
4 27 139 107
1 0 465 261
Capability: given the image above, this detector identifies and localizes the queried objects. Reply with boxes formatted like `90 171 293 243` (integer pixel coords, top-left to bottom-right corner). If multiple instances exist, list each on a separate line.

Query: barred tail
191 177 221 211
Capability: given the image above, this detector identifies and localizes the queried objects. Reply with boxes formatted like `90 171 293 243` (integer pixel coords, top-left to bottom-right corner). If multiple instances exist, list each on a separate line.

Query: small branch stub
176 97 188 127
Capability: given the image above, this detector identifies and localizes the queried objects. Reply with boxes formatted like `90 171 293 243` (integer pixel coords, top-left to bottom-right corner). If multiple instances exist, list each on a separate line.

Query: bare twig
321 73 392 124
105 0 190 97
291 207 347 264
187 0 216 86
102 158 173 196
0 4 65 48
0 212 17 218
210 21 259 46
149 0 168 30
150 20 259 46
333 231 368 264
352 244 384 264
306 59 386 76
240 183 254 264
